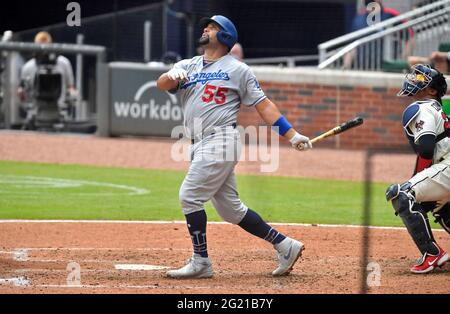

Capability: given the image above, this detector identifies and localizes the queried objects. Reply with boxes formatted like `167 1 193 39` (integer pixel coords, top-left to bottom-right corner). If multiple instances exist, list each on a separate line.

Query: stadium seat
382 60 410 73
438 43 450 52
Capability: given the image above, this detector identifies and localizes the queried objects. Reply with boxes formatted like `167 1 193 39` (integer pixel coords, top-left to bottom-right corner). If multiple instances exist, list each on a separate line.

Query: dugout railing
318 0 450 71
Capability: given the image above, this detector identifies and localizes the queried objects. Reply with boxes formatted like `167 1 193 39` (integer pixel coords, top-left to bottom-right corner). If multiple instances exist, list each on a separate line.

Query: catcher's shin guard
386 183 439 255
433 202 450 235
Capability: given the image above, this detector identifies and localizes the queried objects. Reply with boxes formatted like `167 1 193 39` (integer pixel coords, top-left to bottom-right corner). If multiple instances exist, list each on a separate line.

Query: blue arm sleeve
417 134 436 160
272 116 293 136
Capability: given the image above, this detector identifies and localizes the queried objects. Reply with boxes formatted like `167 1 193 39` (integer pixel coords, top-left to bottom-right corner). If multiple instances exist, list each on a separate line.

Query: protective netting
13 0 352 62
15 2 164 63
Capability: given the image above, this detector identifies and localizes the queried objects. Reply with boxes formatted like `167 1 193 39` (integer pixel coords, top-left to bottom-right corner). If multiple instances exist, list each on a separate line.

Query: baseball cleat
167 254 214 279
410 244 449 274
272 238 305 276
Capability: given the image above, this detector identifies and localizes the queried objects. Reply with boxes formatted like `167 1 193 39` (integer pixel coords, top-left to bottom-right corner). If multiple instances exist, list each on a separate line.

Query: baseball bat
310 117 364 144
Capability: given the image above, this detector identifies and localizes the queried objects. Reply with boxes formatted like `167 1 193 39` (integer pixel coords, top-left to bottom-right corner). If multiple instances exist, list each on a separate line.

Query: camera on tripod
33 52 62 104
21 51 74 131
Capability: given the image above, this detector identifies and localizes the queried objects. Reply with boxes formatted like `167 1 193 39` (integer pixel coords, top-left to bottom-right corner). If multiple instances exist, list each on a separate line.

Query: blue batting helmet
397 64 447 98
199 15 238 49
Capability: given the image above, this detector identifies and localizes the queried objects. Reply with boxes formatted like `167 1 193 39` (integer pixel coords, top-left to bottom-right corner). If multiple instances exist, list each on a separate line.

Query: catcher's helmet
199 15 238 49
397 64 447 98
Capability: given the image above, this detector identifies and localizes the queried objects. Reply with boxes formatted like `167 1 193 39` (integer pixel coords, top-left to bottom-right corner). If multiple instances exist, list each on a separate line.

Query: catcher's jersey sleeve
403 100 443 142
409 107 438 143
403 100 450 163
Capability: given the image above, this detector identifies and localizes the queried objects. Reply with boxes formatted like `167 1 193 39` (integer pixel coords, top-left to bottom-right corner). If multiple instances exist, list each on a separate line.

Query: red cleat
410 245 449 274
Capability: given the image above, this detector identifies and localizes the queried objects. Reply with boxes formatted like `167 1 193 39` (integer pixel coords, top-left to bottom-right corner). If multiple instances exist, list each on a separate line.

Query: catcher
386 64 450 273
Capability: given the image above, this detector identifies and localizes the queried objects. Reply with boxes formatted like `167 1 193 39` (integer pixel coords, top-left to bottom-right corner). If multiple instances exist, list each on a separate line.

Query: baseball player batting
157 15 311 279
386 64 450 274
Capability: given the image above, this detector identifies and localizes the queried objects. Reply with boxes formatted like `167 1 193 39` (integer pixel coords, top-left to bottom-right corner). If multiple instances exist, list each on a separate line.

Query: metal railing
0 41 106 129
244 55 318 67
318 0 450 71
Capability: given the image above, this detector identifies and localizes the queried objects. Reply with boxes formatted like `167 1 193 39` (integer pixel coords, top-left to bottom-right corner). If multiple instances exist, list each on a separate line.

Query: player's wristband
272 116 292 136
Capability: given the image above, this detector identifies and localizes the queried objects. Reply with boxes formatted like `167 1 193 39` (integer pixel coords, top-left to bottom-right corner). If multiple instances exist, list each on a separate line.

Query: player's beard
198 34 210 46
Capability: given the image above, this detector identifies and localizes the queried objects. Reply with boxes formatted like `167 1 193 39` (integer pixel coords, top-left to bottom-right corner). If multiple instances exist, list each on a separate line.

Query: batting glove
290 132 312 151
167 68 188 81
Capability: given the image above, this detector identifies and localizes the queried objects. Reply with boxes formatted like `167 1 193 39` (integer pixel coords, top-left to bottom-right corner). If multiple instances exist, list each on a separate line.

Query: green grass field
0 160 433 228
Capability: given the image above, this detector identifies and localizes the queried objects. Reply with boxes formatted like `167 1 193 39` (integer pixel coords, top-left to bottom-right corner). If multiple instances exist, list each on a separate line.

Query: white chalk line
11 249 29 261
4 259 168 264
30 284 214 290
15 269 115 273
14 268 170 273
0 219 446 232
0 247 189 253
0 277 31 287
0 175 150 196
15 265 172 273
115 264 171 270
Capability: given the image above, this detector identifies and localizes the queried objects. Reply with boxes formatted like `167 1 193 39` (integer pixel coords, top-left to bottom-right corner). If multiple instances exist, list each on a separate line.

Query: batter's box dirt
0 221 449 293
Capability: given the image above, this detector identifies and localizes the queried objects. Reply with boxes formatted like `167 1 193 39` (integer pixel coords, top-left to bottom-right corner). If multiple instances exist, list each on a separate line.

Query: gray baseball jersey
171 54 266 138
172 54 266 222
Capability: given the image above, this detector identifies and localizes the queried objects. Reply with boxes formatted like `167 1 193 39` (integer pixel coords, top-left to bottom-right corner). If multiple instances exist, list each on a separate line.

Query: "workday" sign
109 63 183 137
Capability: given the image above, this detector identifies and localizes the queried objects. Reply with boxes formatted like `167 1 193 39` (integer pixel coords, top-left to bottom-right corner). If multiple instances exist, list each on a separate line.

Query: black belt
436 128 450 142
190 123 236 145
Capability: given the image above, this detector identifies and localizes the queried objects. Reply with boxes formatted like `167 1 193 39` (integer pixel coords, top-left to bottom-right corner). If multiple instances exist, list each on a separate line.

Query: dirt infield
0 131 449 294
0 221 448 294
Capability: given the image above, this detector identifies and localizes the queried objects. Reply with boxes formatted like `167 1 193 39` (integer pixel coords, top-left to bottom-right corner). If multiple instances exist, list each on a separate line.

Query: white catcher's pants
410 157 450 212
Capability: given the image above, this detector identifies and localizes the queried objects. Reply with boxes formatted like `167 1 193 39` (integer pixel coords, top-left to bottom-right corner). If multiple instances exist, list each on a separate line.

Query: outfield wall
98 63 448 151
244 67 416 150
